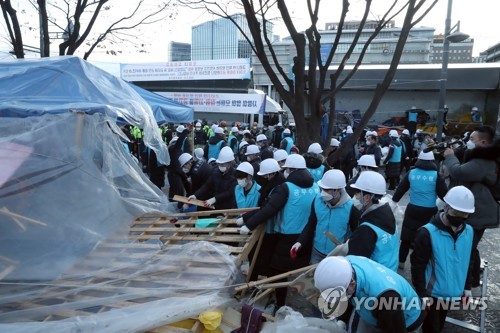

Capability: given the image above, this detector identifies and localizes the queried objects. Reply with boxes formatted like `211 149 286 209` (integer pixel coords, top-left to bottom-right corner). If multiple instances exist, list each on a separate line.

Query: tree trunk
0 0 24 58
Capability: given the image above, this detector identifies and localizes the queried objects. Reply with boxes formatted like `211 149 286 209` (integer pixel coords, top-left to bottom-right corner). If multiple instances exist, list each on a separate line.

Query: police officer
234 162 261 209
392 151 448 269
348 171 399 271
411 186 476 333
293 169 360 263
315 256 425 333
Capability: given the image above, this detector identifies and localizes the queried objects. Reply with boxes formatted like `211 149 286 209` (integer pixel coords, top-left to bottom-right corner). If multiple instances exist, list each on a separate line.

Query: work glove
239 225 250 235
204 197 216 207
236 217 244 226
187 195 197 201
290 242 301 259
182 203 190 211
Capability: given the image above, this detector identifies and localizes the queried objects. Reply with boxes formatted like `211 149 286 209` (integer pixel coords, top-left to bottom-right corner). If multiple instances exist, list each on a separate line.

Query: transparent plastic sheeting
0 113 173 280
0 56 169 165
0 241 239 333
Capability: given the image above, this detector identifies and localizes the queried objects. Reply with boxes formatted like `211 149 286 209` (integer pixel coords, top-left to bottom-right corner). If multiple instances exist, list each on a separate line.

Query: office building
430 34 474 64
168 42 191 62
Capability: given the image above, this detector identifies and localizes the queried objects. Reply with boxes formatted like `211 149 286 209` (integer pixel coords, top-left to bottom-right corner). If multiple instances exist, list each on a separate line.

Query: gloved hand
290 242 301 259
204 197 216 207
187 195 196 201
182 203 190 211
236 217 244 226
239 225 250 235
336 320 347 330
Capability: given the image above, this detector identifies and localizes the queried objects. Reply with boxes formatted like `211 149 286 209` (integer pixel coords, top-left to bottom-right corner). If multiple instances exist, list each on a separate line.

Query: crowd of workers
121 118 499 333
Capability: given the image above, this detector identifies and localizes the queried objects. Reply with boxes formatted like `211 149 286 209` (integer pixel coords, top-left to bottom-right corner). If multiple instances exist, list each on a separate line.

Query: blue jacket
348 255 423 328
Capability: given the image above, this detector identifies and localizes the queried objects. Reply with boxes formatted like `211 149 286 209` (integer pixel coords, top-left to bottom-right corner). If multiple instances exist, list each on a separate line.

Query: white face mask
320 190 334 202
466 140 475 150
352 197 363 210
284 170 290 179
182 167 190 174
365 140 371 146
237 179 247 188
218 166 227 173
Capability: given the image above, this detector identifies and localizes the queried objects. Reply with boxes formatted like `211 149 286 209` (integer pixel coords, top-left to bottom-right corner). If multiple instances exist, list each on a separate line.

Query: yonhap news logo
318 288 488 320
317 286 349 319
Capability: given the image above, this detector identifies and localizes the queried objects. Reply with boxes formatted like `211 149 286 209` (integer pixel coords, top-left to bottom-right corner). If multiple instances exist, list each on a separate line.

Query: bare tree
0 0 25 58
179 0 438 158
1 0 176 59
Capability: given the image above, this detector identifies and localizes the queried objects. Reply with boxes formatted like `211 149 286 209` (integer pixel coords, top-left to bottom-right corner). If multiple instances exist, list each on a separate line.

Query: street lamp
435 0 470 142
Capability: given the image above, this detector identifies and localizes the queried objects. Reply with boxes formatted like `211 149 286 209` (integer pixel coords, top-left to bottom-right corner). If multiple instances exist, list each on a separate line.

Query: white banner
120 59 251 82
157 92 266 114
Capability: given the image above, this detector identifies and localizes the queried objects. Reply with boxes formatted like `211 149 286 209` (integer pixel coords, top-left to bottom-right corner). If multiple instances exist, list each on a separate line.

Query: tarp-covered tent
0 56 174 281
127 82 194 124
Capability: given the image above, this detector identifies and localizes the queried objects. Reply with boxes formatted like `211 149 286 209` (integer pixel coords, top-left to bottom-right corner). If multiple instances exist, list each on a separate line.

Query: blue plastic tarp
127 82 193 124
0 56 169 164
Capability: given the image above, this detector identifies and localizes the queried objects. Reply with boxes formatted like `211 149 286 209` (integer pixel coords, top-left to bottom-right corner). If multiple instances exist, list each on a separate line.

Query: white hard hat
402 129 410 135
314 256 353 292
277 122 283 127
245 144 260 155
330 138 340 147
176 125 186 133
215 127 224 134
178 153 193 167
236 161 254 176
243 129 251 135
350 170 386 195
358 154 377 168
216 146 235 163
239 141 249 149
307 142 323 154
273 149 289 162
389 129 399 138
444 185 475 213
283 128 291 135
346 128 353 134
195 122 202 127
416 129 423 134
256 134 267 142
290 122 296 126
418 151 435 161
231 126 239 133
317 169 346 189
207 157 216 164
283 154 307 169
472 106 478 111
194 147 204 160
257 158 281 175
211 124 218 131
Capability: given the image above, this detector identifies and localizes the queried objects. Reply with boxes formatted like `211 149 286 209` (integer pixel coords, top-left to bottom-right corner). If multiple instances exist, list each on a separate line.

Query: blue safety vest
389 144 402 163
360 222 399 271
313 197 353 255
408 169 438 208
228 135 238 154
348 255 422 328
208 140 224 160
408 112 418 122
234 181 261 209
307 165 325 183
282 137 294 154
423 223 473 299
275 182 319 234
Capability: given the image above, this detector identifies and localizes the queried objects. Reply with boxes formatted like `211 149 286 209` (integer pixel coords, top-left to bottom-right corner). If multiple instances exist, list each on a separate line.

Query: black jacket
188 160 213 194
348 203 397 258
364 144 382 166
194 166 236 210
410 214 476 297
